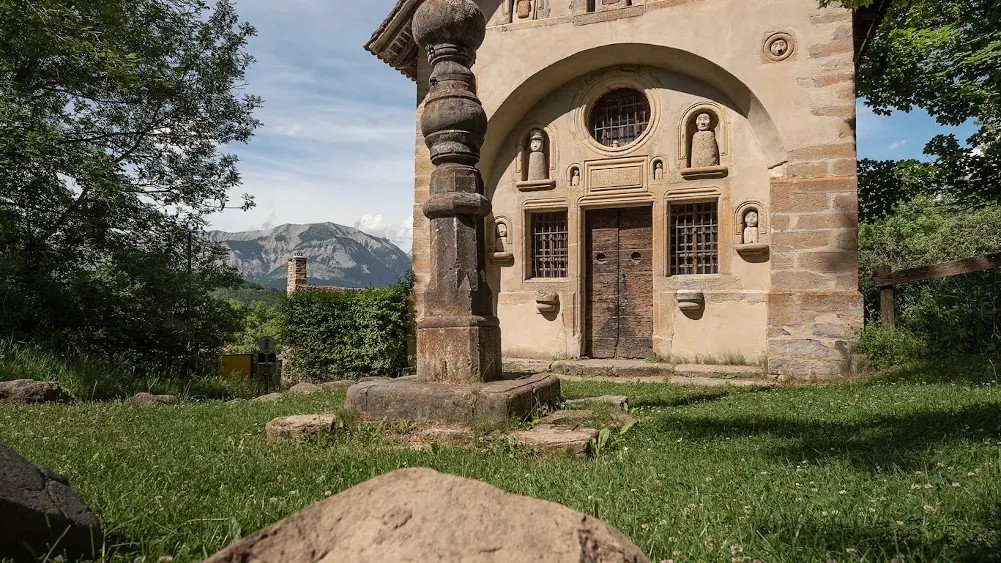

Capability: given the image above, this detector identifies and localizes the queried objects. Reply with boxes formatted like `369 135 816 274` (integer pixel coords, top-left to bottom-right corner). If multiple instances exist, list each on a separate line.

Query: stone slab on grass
551 358 671 378
204 467 649 563
346 373 561 424
0 380 74 404
673 364 762 378
253 393 283 402
540 410 595 426
130 392 178 405
509 424 599 458
266 415 337 440
0 442 101 561
565 395 628 407
288 382 321 395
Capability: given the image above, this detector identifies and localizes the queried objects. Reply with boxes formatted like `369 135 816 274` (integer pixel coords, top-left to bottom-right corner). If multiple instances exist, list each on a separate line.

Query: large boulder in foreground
206 467 648 563
0 379 73 404
0 443 101 561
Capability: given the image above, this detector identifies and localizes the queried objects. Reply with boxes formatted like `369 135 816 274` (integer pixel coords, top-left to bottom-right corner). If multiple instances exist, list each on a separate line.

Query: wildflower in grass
924 504 935 514
839 490 846 495
910 484 921 491
731 543 745 563
951 482 961 487
811 488 818 493
923 483 933 489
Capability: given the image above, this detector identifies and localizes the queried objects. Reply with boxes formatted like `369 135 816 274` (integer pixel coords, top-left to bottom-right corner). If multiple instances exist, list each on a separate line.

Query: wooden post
876 264 895 330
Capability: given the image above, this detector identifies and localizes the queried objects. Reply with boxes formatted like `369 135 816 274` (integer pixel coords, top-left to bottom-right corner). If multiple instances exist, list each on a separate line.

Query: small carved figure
770 38 789 58
743 210 759 244
690 112 720 168
494 222 509 252
527 129 548 181
516 0 531 19
570 168 580 186
653 161 664 180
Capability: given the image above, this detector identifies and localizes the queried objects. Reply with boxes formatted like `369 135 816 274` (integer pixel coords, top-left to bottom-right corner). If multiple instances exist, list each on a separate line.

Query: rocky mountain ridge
208 223 411 290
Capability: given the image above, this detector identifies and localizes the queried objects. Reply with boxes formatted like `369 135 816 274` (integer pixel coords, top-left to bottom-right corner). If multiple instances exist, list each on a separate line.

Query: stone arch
479 43 788 185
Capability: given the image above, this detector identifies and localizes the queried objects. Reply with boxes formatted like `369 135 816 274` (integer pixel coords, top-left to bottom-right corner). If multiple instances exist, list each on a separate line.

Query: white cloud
354 213 413 252
889 140 907 152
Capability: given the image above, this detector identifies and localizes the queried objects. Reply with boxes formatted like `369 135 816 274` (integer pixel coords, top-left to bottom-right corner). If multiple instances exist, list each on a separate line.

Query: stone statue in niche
516 0 531 18
494 222 509 253
527 129 548 181
742 209 759 244
690 112 720 168
653 161 664 180
570 168 580 186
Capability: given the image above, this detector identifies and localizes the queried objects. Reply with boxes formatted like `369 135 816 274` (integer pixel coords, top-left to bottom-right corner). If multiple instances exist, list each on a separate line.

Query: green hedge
278 273 414 380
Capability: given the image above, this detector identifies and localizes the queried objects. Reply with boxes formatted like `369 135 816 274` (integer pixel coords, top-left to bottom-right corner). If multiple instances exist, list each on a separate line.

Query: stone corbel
516 179 557 192
676 290 705 314
536 292 560 314
735 243 769 259
680 165 728 180
489 251 514 264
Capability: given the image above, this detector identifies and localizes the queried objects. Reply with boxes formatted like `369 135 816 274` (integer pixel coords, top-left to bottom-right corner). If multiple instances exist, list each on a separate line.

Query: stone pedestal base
416 324 503 383
346 373 561 423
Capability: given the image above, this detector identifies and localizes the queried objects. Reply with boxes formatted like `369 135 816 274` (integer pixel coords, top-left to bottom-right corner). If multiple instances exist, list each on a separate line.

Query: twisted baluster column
413 0 502 383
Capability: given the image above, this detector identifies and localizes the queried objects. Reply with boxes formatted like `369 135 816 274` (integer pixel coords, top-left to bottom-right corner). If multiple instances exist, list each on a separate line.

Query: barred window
670 201 719 275
590 88 650 147
530 211 569 278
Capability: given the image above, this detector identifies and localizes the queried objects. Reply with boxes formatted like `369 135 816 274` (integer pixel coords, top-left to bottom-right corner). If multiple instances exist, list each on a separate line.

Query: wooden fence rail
875 252 1001 329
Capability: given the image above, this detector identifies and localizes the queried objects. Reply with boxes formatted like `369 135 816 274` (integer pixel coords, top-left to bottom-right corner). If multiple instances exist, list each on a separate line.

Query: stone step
506 358 768 382
673 364 763 378
557 373 774 389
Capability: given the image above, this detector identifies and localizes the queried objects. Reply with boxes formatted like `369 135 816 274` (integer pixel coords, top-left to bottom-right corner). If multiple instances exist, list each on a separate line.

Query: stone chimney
287 253 307 295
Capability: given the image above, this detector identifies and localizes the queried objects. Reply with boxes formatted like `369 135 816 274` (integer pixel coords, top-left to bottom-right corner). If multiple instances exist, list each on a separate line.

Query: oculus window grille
590 88 651 147
670 201 719 275
530 211 569 278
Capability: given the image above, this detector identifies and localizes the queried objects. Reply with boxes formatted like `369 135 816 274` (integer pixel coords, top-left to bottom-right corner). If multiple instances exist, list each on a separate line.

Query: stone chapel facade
367 0 865 378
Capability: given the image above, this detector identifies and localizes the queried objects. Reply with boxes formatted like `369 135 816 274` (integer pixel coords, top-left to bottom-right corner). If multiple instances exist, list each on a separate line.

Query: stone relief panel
585 157 647 191
763 32 795 62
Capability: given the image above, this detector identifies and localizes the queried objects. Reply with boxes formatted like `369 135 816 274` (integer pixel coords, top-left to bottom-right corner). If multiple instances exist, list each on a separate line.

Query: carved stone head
529 129 545 153
770 39 788 58
655 161 663 171
745 210 758 228
496 222 508 238
696 113 711 132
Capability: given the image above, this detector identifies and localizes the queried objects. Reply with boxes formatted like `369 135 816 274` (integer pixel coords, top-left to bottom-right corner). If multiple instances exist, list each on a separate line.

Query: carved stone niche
498 0 549 23
679 105 728 180
516 127 557 192
568 165 582 188
734 201 769 259
535 291 560 314
489 217 515 264
651 158 666 182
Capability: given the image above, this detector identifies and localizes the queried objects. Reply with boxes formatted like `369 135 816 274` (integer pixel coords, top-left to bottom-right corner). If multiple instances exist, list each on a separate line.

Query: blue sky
213 0 976 252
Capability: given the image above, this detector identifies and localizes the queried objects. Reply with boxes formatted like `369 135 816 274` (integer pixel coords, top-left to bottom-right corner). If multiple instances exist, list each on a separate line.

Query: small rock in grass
321 380 356 389
565 395 628 408
266 414 338 440
130 392 179 405
225 398 245 405
253 393 283 402
0 380 74 404
540 410 595 426
509 424 600 458
288 382 321 395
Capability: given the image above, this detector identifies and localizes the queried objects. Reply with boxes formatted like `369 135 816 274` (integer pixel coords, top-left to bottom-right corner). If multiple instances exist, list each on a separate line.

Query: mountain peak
208 222 412 290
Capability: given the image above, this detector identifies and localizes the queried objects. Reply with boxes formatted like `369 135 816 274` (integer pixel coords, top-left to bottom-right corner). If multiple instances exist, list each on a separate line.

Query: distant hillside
208 223 412 290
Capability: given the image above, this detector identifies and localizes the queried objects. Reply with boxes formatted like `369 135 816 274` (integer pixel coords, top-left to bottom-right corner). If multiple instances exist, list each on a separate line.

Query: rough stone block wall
767 9 863 379
411 49 432 321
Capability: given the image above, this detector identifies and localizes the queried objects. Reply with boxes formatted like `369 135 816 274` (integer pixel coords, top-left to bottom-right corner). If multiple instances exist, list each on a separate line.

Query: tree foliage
824 0 1001 207
0 0 261 366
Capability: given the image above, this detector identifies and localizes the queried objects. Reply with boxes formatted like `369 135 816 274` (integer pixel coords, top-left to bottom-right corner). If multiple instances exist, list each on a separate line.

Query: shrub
859 197 1001 358
858 322 927 369
278 272 414 380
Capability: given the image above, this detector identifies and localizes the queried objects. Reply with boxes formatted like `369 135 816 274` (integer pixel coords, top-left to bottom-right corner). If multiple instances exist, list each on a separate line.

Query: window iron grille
531 211 569 278
590 88 651 148
670 201 719 275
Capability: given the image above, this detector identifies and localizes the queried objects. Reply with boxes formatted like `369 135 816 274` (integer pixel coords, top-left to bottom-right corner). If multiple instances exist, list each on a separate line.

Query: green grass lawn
3 358 1001 562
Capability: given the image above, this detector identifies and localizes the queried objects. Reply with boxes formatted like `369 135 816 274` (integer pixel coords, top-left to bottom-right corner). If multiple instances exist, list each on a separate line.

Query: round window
589 88 651 148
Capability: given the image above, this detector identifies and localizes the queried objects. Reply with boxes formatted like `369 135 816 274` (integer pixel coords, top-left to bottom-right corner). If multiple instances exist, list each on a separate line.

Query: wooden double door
585 207 654 359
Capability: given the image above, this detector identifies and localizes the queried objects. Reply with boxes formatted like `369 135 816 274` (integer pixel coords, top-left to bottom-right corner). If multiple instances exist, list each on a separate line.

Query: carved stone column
412 0 503 383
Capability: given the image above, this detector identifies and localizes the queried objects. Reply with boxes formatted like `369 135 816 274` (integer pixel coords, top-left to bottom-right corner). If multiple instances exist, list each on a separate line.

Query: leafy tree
823 0 1001 207
0 0 261 366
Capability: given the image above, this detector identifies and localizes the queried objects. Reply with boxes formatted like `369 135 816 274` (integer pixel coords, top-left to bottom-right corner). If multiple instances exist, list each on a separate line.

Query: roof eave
364 0 421 82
